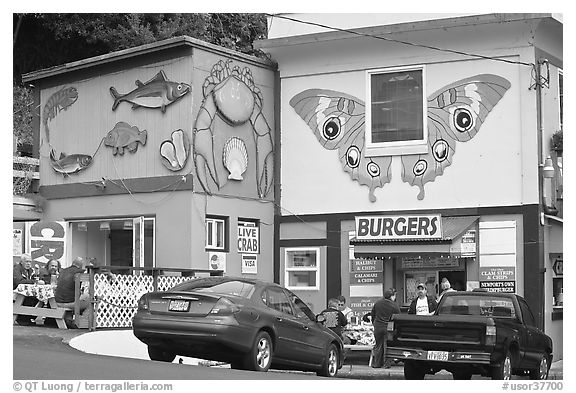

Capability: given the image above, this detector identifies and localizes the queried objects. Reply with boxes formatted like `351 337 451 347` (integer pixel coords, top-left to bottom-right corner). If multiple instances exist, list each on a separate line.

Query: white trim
365 65 428 157
284 247 320 291
205 217 226 251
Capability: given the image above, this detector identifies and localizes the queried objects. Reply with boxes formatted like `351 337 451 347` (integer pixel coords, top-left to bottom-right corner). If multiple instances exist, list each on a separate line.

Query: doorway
438 270 466 291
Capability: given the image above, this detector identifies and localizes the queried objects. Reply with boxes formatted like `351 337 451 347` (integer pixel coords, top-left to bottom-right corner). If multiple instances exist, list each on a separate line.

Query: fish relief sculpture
160 129 190 171
49 149 93 176
290 74 510 201
42 87 79 144
223 137 248 180
193 60 273 198
110 70 191 113
104 122 147 155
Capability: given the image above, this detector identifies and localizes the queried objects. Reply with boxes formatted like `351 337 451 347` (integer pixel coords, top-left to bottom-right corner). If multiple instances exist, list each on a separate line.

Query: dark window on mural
369 69 424 143
553 277 563 307
206 216 228 251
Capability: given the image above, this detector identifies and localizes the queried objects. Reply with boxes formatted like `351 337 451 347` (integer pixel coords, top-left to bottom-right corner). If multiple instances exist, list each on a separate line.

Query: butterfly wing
401 74 511 200
290 89 392 202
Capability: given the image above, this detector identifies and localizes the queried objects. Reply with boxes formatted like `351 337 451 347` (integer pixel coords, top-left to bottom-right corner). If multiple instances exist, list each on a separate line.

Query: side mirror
316 314 326 324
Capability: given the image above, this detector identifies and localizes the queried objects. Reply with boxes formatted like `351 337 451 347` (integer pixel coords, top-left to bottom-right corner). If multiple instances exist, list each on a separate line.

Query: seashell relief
160 129 190 171
223 137 248 180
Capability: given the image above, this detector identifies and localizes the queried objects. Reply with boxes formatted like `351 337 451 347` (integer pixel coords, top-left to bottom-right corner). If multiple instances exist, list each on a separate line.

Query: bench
13 293 69 329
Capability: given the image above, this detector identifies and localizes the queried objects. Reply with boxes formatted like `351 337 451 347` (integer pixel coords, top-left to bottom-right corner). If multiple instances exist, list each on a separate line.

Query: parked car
386 291 553 380
132 276 344 377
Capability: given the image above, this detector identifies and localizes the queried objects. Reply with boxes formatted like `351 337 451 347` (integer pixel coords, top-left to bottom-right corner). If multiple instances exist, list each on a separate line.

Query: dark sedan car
132 276 344 377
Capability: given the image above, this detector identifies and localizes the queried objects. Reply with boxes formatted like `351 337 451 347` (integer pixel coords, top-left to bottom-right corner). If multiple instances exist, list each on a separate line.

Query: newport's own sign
355 215 442 240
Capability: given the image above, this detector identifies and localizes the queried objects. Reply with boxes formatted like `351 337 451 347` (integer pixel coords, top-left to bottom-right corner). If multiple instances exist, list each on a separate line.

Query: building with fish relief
20 37 277 282
255 13 563 358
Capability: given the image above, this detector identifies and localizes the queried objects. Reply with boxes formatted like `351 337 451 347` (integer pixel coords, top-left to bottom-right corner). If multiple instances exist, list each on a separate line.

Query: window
366 66 427 156
284 248 320 290
262 287 294 315
285 290 316 321
206 216 227 251
518 298 536 327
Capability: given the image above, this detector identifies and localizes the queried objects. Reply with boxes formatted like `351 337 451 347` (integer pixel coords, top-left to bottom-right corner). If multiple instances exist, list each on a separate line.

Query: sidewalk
13 325 563 379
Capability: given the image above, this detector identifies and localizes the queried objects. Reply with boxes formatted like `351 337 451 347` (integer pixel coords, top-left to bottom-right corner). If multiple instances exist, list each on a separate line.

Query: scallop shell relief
223 137 248 180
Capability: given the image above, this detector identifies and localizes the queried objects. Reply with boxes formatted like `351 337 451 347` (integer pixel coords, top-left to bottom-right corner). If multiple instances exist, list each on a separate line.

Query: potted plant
551 130 563 154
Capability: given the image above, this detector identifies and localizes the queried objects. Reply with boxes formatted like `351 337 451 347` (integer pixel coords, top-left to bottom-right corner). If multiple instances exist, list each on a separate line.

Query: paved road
12 333 320 380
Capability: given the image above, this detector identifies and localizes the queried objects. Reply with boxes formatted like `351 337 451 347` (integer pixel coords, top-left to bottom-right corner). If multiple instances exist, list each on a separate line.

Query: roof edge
23 36 275 83
255 13 558 50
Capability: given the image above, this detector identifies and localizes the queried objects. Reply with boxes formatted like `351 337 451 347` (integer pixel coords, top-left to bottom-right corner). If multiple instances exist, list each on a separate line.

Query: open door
133 216 144 273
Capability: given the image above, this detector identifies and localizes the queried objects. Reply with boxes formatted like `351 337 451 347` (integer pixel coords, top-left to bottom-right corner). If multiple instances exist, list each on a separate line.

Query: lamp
123 220 133 230
543 156 555 178
99 222 110 231
78 222 87 231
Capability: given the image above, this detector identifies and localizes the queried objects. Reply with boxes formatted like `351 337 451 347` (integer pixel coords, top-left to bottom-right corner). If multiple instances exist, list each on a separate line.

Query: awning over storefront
13 196 42 222
351 216 479 256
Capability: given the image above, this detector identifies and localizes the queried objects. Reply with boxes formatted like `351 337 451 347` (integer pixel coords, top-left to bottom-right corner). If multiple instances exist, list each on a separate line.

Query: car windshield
437 295 516 318
171 279 256 298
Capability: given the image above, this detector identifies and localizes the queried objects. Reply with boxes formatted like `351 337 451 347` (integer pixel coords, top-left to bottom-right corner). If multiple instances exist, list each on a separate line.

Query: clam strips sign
355 215 443 240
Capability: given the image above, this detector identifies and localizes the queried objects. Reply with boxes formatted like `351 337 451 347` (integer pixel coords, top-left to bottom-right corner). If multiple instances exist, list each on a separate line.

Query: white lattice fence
93 274 195 328
157 276 192 291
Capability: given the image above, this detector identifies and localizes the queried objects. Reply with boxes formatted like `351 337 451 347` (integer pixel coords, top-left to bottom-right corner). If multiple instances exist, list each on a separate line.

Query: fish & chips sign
355 215 442 240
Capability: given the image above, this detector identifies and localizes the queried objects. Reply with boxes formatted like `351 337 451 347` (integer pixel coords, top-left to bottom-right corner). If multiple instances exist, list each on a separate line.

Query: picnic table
13 283 68 329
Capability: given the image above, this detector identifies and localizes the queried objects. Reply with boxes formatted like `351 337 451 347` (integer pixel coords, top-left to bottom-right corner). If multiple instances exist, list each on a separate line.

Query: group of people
13 254 90 328
318 277 457 369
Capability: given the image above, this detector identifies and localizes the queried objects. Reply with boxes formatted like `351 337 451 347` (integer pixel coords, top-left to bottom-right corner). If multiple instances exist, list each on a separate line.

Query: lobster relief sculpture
193 60 274 198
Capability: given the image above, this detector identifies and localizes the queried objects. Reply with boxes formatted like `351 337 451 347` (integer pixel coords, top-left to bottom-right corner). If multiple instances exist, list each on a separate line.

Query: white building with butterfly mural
19 37 278 327
256 13 563 357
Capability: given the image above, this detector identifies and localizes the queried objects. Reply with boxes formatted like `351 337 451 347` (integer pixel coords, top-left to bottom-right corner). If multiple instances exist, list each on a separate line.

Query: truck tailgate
392 314 489 348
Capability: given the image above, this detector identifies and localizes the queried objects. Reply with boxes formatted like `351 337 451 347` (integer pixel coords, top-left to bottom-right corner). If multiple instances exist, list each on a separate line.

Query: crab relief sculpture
193 60 274 198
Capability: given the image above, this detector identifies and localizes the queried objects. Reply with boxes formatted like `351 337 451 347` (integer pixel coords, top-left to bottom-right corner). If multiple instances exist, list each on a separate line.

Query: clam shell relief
223 137 248 180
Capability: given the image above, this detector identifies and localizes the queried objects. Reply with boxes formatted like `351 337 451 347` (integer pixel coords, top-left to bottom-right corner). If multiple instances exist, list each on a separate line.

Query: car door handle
276 317 283 322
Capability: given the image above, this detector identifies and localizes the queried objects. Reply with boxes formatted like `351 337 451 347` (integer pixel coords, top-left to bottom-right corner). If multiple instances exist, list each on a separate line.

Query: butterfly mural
289 74 511 201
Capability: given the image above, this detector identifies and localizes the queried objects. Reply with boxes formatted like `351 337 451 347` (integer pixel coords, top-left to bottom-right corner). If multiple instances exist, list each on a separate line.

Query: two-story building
21 37 277 281
255 13 563 358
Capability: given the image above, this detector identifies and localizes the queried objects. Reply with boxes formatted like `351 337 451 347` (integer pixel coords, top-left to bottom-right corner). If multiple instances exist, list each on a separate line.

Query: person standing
337 295 354 323
408 283 438 315
319 298 348 339
364 288 400 368
437 277 456 302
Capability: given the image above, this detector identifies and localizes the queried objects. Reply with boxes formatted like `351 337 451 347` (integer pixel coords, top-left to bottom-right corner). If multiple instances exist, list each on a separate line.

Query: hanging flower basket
551 130 563 152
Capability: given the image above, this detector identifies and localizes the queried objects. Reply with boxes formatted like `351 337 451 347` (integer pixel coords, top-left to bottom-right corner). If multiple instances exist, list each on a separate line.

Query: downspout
535 57 547 331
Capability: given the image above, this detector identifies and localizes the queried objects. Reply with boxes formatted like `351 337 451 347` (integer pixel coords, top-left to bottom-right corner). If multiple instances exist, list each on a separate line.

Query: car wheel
492 351 512 380
317 343 339 377
529 354 550 380
404 360 426 380
244 331 273 372
147 346 176 362
452 370 473 380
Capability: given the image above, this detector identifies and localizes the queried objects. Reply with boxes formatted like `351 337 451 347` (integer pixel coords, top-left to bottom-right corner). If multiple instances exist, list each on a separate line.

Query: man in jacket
55 257 88 328
13 253 39 325
319 298 348 339
408 283 438 315
13 253 36 289
364 288 400 368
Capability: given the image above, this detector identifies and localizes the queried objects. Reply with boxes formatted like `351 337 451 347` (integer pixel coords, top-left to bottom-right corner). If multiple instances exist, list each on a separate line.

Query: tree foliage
13 13 268 84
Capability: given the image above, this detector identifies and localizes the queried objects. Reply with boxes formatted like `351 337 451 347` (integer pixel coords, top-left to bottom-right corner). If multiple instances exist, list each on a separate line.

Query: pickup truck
386 291 553 380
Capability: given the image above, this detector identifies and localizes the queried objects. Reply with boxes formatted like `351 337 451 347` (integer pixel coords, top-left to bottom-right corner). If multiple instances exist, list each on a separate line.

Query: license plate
427 351 449 361
168 300 190 312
